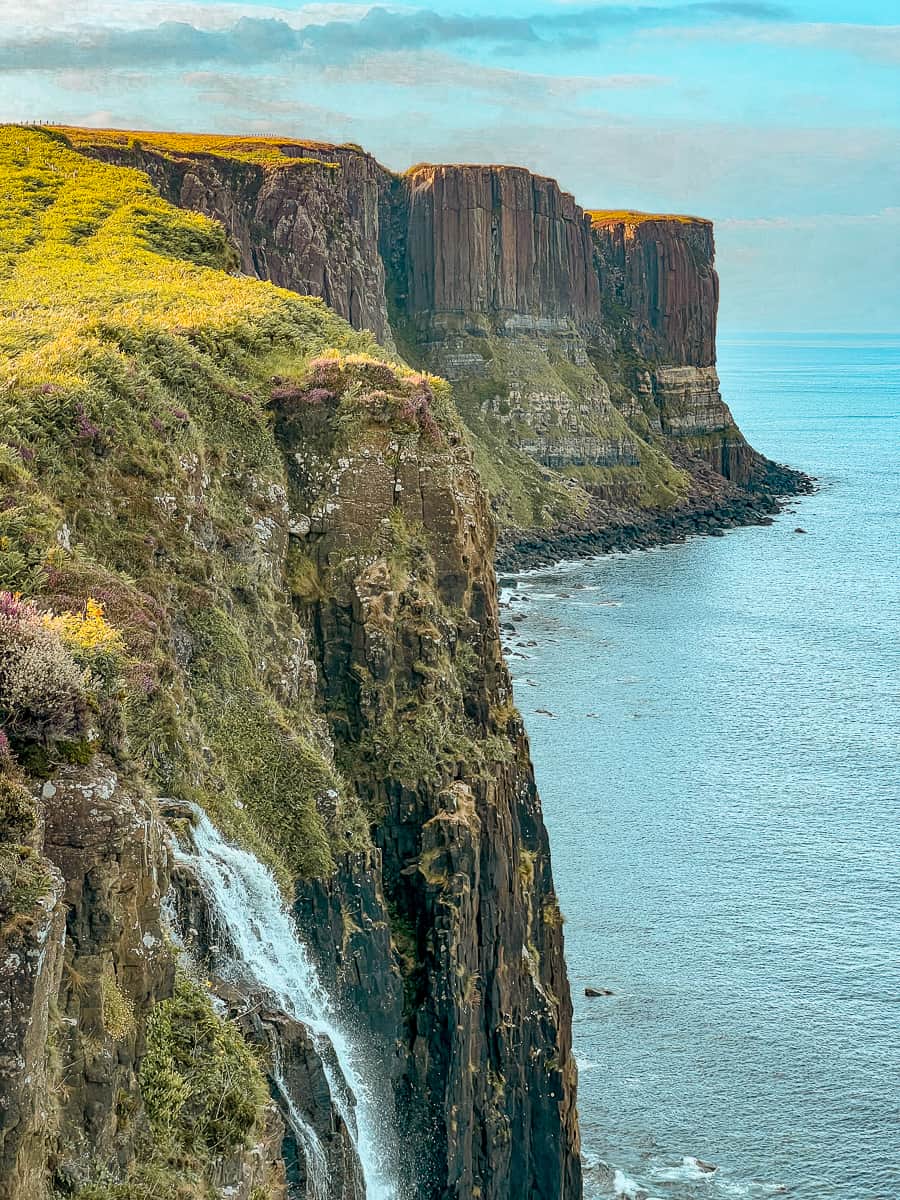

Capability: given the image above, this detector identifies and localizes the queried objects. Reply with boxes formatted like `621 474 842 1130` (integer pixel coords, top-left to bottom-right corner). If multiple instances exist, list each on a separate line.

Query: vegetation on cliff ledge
0 123 397 884
587 208 710 227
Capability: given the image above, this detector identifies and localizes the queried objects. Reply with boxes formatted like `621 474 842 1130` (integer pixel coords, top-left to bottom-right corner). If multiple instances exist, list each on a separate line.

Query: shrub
269 382 333 406
0 592 90 748
140 973 268 1156
0 754 52 930
0 766 36 842
0 593 130 761
0 843 53 929
307 353 346 392
100 968 136 1041
43 597 127 691
399 375 440 442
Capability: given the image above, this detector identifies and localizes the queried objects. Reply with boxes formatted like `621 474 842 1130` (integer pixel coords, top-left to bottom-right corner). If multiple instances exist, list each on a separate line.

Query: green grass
588 209 711 227
140 972 268 1156
0 764 54 934
72 971 271 1200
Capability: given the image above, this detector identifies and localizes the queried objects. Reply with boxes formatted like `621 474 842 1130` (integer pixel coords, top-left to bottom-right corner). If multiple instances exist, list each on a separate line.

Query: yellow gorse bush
42 599 125 657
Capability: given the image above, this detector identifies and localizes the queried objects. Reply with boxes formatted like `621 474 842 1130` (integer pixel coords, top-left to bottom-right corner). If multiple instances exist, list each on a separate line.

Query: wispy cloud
720 207 900 230
0 2 373 33
181 69 353 126
317 50 672 101
654 19 900 64
0 5 794 72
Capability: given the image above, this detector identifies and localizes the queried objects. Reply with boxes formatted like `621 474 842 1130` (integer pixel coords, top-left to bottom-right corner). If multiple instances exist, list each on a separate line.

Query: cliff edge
59 129 811 567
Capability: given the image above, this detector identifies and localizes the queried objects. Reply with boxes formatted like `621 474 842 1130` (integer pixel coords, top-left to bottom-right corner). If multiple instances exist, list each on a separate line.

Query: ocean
501 334 900 1200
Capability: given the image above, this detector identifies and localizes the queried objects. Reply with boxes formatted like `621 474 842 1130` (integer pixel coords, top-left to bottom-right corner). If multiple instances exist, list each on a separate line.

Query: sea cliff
0 127 579 1200
63 128 810 564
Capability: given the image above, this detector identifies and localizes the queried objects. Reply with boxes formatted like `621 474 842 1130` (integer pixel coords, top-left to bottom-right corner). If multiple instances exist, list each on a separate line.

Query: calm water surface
503 334 899 1200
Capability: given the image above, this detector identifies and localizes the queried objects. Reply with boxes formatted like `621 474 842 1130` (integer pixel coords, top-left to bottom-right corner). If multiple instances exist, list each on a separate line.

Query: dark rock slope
277 367 580 1199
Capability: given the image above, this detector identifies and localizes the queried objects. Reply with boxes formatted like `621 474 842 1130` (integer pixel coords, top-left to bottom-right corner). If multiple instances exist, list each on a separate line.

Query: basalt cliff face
589 213 755 484
384 165 643 492
0 128 579 1200
62 129 809 562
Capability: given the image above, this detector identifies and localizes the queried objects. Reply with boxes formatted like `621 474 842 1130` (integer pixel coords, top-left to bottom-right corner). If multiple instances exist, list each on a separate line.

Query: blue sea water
502 334 900 1200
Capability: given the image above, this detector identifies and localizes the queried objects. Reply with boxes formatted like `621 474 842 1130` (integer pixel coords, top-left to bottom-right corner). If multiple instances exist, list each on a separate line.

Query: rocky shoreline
497 462 814 573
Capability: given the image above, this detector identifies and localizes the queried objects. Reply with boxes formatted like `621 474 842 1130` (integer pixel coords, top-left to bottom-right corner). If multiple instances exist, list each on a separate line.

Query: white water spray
169 810 398 1200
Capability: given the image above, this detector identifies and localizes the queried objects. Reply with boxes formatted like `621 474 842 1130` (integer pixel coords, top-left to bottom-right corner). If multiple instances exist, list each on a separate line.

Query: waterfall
168 809 398 1200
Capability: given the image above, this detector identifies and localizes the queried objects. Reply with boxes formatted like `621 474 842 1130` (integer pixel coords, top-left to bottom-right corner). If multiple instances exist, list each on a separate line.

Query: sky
3 1 898 330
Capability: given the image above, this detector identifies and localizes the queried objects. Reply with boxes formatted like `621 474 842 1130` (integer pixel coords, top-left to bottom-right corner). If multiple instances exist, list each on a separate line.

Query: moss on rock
140 972 268 1157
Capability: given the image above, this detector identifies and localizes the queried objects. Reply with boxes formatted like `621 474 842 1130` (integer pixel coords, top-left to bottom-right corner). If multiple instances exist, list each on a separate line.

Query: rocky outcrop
589 212 765 484
84 137 394 345
1 764 171 1194
40 765 172 1187
273 360 581 1200
590 213 718 365
2 770 135 1192
0 845 65 1199
0 759 290 1200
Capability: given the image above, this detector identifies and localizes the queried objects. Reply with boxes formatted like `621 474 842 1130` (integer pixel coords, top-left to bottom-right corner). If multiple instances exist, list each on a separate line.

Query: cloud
719 208 900 231
181 69 353 126
0 18 301 71
0 5 793 72
653 19 900 64
317 50 672 101
715 206 900 331
0 2 373 33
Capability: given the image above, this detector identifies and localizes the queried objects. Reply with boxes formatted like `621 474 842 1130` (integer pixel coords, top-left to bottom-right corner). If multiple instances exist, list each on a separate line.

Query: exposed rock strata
589 212 767 486
66 130 810 537
274 375 581 1200
0 763 291 1200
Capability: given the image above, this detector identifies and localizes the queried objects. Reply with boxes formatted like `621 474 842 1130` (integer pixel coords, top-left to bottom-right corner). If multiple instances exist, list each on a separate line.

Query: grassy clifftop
54 125 345 168
587 209 711 227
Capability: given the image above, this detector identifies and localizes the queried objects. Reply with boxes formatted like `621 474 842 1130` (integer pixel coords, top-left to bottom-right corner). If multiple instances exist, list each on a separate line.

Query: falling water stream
168 810 398 1200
